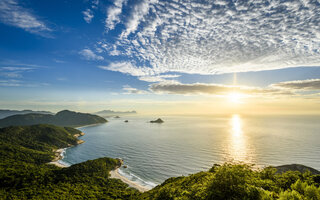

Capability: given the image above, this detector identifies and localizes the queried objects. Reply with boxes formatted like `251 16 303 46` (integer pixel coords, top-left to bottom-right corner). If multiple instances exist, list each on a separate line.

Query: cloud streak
122 85 148 94
271 79 320 91
149 82 289 96
0 0 52 36
0 66 34 78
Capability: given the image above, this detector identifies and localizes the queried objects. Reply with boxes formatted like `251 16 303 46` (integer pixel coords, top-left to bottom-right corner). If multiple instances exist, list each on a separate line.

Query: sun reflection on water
231 114 243 137
226 114 253 163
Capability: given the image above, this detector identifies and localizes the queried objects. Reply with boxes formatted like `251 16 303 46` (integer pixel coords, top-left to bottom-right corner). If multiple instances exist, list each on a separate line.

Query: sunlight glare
228 92 243 104
231 114 243 137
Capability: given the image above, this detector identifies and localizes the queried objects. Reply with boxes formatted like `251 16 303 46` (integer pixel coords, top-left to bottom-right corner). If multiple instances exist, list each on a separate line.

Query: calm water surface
61 115 320 188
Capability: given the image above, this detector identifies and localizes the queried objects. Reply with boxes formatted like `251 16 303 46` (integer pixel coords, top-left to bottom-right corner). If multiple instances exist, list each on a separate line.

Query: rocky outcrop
150 118 164 123
275 164 320 175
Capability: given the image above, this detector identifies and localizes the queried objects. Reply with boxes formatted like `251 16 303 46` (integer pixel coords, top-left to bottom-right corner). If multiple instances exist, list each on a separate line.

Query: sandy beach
75 122 106 129
48 148 69 168
110 168 151 192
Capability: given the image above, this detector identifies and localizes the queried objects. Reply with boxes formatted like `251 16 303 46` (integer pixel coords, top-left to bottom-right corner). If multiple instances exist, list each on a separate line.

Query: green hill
0 125 139 199
0 110 107 128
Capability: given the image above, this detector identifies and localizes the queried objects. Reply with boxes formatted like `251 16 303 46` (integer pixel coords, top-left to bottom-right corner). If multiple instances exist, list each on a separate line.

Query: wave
58 148 71 167
118 168 157 189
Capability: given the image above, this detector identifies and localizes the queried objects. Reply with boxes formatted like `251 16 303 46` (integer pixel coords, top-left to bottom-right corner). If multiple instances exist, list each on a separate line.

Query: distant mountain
0 110 107 128
0 109 54 119
94 109 137 117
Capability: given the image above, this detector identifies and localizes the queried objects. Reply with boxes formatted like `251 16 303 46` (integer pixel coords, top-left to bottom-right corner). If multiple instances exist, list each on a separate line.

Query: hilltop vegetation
0 110 107 128
141 163 320 200
1 124 319 199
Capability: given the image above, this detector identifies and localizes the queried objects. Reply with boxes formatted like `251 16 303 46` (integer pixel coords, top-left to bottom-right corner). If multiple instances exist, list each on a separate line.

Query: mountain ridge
0 110 107 128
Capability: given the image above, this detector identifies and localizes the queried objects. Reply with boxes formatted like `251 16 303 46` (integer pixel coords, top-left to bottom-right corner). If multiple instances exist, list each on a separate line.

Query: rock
123 165 128 168
124 120 128 122
150 118 164 123
116 158 124 167
275 164 320 175
77 139 85 144
114 116 120 118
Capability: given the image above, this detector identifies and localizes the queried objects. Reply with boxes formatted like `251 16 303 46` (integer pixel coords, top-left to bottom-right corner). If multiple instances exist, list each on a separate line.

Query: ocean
60 114 320 189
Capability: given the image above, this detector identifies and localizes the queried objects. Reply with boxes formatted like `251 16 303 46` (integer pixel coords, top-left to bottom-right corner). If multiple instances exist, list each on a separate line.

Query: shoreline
75 122 106 129
109 168 151 192
48 148 69 168
48 130 87 168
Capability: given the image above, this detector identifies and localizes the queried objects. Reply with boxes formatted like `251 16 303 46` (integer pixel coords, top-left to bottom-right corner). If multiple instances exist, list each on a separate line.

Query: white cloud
79 49 104 61
122 85 148 94
0 0 51 36
120 0 157 38
82 9 94 23
99 62 155 76
82 0 100 23
138 74 180 82
105 0 126 30
100 0 320 76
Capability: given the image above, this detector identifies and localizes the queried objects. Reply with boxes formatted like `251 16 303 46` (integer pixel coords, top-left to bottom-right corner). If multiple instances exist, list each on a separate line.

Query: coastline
48 131 86 168
109 168 151 192
48 148 69 168
75 122 106 129
48 123 152 192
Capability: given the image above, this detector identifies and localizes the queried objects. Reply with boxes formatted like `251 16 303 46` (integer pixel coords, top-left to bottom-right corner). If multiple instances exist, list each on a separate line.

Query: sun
227 92 243 103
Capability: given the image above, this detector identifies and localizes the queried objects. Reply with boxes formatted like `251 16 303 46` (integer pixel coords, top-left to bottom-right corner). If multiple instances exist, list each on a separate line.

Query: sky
0 0 320 115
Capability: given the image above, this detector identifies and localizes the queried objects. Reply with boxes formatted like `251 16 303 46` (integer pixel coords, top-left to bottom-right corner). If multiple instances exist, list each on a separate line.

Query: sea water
61 115 320 188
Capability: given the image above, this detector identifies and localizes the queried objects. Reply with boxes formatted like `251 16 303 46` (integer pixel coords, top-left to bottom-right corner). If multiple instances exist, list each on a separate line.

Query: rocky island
150 118 164 123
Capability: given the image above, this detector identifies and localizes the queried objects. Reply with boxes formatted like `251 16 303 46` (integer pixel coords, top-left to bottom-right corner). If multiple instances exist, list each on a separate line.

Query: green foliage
207 163 260 200
141 163 320 200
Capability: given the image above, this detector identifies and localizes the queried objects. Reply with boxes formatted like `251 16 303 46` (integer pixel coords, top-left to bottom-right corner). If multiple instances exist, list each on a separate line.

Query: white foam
118 168 157 189
58 148 71 167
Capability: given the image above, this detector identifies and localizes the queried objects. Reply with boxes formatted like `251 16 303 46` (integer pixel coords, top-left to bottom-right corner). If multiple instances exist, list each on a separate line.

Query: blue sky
0 0 320 114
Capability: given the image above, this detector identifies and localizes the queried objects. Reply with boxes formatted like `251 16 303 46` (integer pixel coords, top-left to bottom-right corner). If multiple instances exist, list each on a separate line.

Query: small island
150 118 164 123
124 120 129 122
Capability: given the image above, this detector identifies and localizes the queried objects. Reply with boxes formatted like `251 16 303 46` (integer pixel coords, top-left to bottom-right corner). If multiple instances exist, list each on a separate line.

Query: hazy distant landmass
0 109 54 119
94 109 137 117
0 110 107 128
